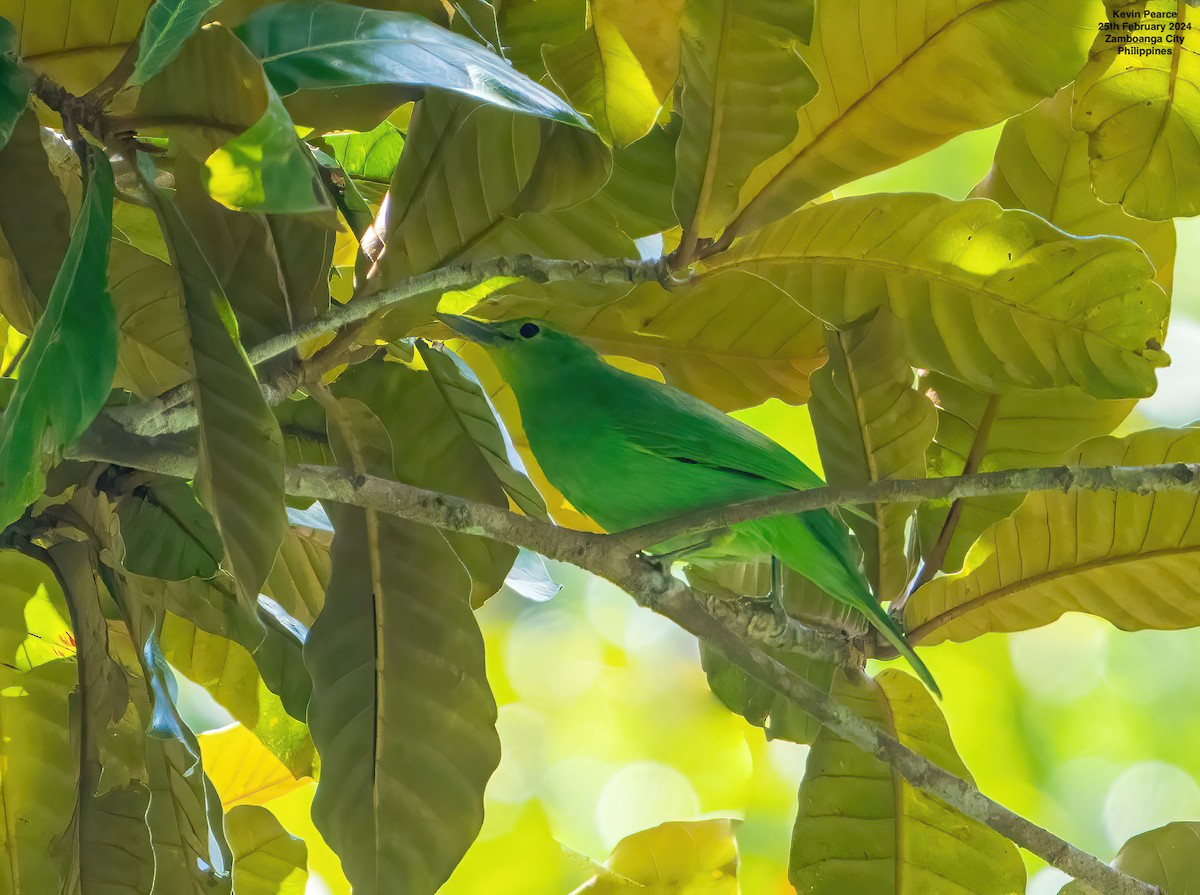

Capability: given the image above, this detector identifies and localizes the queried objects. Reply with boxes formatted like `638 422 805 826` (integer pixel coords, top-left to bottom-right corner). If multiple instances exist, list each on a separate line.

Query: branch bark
104 254 675 437
66 425 1180 894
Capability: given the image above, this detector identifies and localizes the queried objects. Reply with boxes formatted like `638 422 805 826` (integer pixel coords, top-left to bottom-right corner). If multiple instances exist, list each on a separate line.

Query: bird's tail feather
857 597 941 699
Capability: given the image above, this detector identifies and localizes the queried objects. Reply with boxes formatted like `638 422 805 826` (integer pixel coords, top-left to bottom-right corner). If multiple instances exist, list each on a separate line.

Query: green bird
438 314 939 697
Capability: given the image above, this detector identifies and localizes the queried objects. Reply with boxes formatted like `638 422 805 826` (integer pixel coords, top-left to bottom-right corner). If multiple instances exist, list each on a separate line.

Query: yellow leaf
199 724 312 809
905 426 1200 646
1074 0 1200 220
575 818 740 894
727 0 1101 237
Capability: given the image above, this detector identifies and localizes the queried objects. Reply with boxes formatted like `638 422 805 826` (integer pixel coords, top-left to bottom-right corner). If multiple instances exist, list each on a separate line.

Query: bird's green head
435 314 601 384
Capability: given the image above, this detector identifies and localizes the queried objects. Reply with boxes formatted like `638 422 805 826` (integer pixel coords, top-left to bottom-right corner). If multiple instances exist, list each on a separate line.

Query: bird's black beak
435 313 510 346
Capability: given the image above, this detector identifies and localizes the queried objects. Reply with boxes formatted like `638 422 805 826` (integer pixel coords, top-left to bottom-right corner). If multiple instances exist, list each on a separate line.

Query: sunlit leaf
0 16 28 151
200 724 312 809
306 398 500 895
0 147 116 527
130 0 224 86
1074 0 1200 220
708 193 1169 400
574 818 739 893
905 426 1200 646
236 0 589 128
263 526 330 628
1061 821 1200 895
791 669 1025 893
0 0 150 93
322 120 405 184
728 0 1101 236
227 805 308 895
673 0 814 244
809 311 935 599
543 0 683 146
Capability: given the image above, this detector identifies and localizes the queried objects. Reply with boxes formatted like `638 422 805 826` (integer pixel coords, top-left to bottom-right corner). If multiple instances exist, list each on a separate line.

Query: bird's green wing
604 369 825 491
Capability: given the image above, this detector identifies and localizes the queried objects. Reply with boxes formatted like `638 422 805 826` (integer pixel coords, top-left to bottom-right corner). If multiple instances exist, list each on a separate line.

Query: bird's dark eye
519 322 541 339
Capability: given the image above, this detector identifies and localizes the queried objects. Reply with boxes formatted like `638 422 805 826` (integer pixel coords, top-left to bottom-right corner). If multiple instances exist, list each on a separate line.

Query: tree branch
66 427 1164 895
104 254 675 437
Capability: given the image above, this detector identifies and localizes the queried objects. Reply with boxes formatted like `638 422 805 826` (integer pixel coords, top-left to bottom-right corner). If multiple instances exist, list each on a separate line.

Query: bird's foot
642 535 715 568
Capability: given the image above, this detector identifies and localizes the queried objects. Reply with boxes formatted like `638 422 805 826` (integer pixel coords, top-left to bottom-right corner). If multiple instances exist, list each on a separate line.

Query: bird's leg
641 535 715 569
737 556 789 627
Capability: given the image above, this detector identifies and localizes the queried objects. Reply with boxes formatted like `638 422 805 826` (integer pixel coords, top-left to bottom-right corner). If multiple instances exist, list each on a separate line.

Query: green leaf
791 669 1025 894
728 0 1101 236
577 818 740 893
809 311 936 599
131 25 330 215
130 0 224 86
0 0 150 93
496 0 586 84
708 193 1170 400
235 0 590 128
1074 0 1200 220
322 120 405 183
227 805 308 895
416 340 548 520
673 0 815 243
916 374 1134 575
0 16 28 151
306 398 500 895
463 270 827 411
542 0 683 146
905 426 1200 646
0 110 71 332
334 359 519 605
1061 822 1200 895
116 476 224 581
151 184 286 606
263 525 330 627
0 147 116 528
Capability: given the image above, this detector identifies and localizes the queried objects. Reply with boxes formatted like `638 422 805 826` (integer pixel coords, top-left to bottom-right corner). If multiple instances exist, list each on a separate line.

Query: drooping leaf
130 0 224 86
905 426 1200 646
708 193 1169 400
0 147 116 527
0 0 150 93
235 1 589 128
916 373 1134 575
306 398 500 895
130 25 330 215
809 311 936 599
726 0 1101 236
464 270 827 411
416 340 548 520
543 0 684 146
150 183 286 606
673 0 815 244
791 669 1025 893
0 16 28 151
1061 821 1200 895
0 111 71 332
227 805 308 895
1074 0 1200 220
334 359 519 605
975 87 1177 295
116 476 224 581
574 819 740 893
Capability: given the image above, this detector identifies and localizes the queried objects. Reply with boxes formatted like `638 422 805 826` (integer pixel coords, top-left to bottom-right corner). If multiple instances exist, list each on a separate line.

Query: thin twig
104 254 674 437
